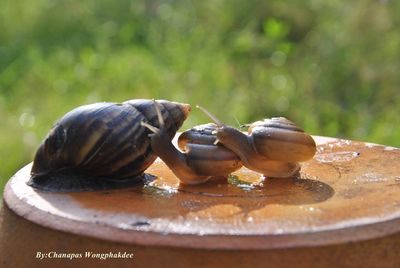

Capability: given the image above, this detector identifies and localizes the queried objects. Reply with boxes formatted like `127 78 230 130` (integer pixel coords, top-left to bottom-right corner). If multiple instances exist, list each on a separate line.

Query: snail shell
248 117 316 162
199 109 316 178
28 99 190 192
177 123 242 177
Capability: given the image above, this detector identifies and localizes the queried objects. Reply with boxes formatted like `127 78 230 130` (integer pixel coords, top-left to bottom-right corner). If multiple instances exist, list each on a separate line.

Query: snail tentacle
152 99 165 128
141 100 168 135
196 105 223 127
140 121 160 135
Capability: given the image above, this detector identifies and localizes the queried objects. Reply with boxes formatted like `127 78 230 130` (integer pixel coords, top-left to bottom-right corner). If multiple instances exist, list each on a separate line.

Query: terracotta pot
1 136 400 268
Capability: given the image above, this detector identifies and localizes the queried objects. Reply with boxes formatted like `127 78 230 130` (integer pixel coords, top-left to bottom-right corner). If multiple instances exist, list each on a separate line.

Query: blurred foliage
1 0 400 193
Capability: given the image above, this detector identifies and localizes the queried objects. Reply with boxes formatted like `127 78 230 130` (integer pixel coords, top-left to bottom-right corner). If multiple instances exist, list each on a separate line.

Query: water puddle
353 173 392 184
315 151 360 163
227 173 264 191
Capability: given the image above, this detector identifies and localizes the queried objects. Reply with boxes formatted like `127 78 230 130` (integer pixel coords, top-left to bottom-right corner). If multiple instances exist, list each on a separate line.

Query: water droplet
366 143 378 148
143 178 178 196
315 151 359 163
227 174 262 191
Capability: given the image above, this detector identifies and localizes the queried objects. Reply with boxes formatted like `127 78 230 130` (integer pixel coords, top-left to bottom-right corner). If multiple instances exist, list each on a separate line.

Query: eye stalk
196 105 223 127
140 100 166 137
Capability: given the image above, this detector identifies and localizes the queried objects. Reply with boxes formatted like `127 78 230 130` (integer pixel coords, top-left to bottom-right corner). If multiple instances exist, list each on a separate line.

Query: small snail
197 106 317 178
141 104 242 185
28 99 190 192
178 124 243 179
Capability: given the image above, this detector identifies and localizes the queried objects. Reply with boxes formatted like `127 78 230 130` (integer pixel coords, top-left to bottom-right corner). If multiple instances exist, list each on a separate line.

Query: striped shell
177 123 242 176
248 117 316 162
28 99 190 192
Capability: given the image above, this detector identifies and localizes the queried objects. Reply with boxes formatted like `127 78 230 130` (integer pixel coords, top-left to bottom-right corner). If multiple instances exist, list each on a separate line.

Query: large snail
144 104 316 184
28 99 190 192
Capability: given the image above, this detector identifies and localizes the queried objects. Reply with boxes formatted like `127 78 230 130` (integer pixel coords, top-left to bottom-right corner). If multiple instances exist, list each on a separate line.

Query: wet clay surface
5 136 400 238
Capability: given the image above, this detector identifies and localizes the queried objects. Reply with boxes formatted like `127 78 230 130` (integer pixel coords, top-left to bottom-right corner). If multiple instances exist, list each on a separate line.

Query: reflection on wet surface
14 137 400 235
141 165 334 204
64 161 334 218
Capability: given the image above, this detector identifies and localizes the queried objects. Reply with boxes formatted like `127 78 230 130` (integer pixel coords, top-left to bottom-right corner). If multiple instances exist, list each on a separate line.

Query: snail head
196 105 238 145
141 100 165 136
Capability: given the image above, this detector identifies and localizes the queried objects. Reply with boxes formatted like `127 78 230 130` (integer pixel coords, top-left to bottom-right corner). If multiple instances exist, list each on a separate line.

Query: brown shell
178 123 242 176
248 117 316 162
28 99 190 192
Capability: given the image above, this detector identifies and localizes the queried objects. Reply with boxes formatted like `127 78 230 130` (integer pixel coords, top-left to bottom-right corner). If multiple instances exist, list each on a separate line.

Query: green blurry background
1 0 399 193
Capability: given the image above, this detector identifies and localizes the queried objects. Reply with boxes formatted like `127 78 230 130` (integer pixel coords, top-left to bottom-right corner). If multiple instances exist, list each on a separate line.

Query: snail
143 103 316 184
28 99 191 192
196 106 317 178
141 103 242 185
177 124 243 179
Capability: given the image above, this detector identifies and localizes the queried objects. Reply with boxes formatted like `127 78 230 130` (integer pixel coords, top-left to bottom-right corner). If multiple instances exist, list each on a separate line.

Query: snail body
177 124 242 178
200 109 316 178
142 105 242 185
28 99 190 192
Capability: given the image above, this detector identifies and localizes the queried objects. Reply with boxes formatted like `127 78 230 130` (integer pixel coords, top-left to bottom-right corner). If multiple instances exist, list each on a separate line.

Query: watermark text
36 251 134 260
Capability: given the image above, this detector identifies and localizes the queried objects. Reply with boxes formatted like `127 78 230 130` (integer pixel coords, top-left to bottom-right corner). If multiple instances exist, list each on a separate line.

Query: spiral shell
248 117 316 162
177 123 242 176
28 99 190 192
